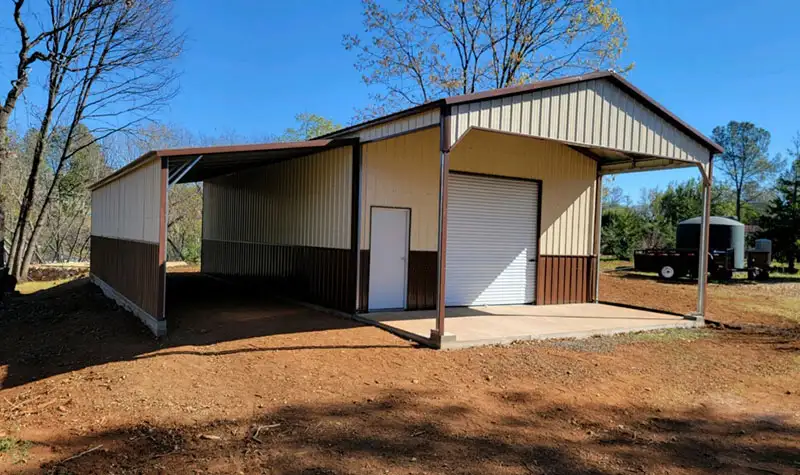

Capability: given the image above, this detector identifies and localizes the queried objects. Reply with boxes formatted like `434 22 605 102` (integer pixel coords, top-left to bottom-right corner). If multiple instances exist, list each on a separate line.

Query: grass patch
538 328 712 353
617 327 712 343
0 437 31 464
16 277 79 295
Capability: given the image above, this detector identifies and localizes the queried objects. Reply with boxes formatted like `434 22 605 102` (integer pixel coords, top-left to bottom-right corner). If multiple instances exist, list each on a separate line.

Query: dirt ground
0 269 798 474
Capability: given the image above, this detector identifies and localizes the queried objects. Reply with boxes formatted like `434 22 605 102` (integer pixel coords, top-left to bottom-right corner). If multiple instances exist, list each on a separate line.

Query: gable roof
322 71 723 154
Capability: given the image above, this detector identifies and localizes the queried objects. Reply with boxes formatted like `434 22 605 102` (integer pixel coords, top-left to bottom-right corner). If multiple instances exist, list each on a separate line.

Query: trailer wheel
659 265 677 280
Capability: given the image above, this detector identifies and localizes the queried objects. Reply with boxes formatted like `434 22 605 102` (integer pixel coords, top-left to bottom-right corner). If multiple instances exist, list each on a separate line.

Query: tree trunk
735 189 742 221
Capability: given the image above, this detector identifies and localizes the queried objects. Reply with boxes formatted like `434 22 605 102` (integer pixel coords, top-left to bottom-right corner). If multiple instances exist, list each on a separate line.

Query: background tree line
1 0 629 280
602 123 800 273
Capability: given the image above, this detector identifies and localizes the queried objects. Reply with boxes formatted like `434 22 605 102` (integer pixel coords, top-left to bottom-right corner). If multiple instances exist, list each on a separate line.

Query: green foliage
601 177 746 259
601 206 648 259
711 121 781 220
278 113 341 141
758 158 800 272
167 183 203 264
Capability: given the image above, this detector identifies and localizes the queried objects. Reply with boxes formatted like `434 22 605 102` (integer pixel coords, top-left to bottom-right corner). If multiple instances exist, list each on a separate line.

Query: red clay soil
0 272 798 474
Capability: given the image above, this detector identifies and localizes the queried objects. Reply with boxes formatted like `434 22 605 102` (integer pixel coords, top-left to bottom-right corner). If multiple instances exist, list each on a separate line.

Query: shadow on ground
0 273 407 389
23 389 800 474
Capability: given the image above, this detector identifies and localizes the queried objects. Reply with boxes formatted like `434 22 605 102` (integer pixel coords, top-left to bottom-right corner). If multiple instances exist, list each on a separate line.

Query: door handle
528 258 537 262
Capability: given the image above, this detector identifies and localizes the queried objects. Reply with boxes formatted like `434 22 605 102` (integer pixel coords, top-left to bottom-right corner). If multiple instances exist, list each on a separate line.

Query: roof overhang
322 71 723 157
90 139 352 190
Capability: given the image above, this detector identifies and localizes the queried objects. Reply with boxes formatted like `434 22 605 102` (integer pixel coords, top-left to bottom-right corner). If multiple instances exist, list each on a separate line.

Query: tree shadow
0 274 410 390
18 389 800 474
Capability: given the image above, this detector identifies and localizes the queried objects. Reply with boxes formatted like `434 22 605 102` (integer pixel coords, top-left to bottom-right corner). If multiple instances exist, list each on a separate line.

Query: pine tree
759 158 800 273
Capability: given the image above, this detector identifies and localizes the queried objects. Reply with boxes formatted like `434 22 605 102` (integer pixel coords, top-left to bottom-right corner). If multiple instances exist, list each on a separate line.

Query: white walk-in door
368 207 410 310
446 173 539 306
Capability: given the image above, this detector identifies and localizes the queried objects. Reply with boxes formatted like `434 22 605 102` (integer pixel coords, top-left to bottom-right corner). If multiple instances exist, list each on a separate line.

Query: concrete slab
360 303 700 349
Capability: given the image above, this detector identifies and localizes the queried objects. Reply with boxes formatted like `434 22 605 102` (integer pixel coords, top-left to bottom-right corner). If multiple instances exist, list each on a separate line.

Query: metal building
89 71 722 347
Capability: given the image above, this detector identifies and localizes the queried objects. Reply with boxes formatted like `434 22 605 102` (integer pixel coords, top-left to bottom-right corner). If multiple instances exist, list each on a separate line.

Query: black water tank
676 216 745 269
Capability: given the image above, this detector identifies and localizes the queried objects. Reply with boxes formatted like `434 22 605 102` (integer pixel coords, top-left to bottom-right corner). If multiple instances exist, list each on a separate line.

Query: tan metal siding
352 109 440 142
90 158 162 244
203 146 352 250
450 129 597 256
360 127 440 251
450 78 711 167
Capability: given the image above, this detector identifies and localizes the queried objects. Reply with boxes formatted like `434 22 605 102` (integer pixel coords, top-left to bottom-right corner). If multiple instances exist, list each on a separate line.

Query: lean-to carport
89 139 357 336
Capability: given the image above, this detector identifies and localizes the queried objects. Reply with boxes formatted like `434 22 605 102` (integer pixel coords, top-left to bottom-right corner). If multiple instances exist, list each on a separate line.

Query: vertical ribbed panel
91 158 161 244
449 78 710 167
201 145 355 312
203 146 352 249
445 174 539 306
361 128 440 251
449 129 596 256
354 109 440 142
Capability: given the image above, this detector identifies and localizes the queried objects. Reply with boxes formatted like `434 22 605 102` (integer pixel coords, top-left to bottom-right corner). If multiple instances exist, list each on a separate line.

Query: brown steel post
592 169 603 303
697 157 714 319
432 107 451 345
158 156 168 324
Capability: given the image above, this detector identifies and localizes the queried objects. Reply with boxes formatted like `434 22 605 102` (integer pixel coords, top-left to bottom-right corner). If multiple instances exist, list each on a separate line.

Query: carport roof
89 139 349 190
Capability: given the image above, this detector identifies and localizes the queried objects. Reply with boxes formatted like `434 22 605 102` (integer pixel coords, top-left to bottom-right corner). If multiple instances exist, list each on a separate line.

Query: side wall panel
202 146 354 312
358 127 601 309
450 129 598 305
359 128 440 311
90 158 165 333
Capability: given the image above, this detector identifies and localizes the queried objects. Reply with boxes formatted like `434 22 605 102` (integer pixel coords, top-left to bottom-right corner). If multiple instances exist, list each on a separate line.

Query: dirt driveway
0 271 798 474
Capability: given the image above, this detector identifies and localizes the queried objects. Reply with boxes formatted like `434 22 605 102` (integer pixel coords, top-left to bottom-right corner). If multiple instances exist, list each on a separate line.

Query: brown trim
350 142 362 313
592 166 603 302
537 255 598 305
90 236 162 319
445 72 723 154
358 250 370 312
202 240 353 312
435 105 451 336
406 251 438 310
158 158 168 319
89 140 340 191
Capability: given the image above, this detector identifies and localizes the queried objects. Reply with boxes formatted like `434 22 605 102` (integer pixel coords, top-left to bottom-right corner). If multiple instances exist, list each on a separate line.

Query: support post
593 172 603 302
432 107 451 346
696 159 713 320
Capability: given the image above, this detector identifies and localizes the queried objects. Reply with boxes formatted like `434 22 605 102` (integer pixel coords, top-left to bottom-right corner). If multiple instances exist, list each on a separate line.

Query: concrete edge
353 313 436 348
439 319 703 350
91 274 166 337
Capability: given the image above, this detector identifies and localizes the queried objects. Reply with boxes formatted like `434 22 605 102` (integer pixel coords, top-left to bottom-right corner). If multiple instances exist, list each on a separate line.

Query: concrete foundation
361 303 701 349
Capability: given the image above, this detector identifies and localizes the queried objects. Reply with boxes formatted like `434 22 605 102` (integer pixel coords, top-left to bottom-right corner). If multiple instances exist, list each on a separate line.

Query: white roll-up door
445 173 539 306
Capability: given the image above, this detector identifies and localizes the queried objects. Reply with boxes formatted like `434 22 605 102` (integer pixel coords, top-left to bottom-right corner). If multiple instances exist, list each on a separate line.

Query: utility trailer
633 216 772 282
634 248 735 280
634 247 771 281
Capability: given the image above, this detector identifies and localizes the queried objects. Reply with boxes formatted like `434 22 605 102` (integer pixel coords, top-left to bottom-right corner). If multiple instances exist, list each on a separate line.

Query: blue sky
3 0 800 198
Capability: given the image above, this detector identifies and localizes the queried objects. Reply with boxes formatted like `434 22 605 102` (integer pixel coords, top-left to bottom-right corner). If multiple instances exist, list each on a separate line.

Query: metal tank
676 216 746 269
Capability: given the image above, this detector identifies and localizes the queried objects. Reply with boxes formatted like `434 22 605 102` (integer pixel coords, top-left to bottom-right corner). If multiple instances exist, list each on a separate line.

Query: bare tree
344 0 629 117
0 0 109 270
8 0 183 280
